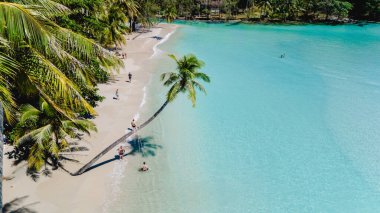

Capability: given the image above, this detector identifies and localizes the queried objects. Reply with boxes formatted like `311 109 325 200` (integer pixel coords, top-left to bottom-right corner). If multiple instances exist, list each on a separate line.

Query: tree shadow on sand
3 196 39 213
83 136 162 173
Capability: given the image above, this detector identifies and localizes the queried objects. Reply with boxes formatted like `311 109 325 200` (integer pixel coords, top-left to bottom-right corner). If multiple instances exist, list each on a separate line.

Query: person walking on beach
131 119 137 130
115 89 119 100
128 72 132 83
117 146 125 160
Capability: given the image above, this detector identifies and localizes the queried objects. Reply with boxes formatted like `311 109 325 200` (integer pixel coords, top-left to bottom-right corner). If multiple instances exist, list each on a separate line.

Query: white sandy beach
3 23 177 213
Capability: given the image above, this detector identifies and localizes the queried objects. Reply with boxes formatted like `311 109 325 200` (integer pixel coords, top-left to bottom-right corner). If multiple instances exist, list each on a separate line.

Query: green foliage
164 5 177 23
0 0 124 178
161 54 210 106
151 0 378 21
9 100 97 172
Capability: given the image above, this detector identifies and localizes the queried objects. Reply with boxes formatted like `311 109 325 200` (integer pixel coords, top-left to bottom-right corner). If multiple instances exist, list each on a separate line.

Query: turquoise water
110 23 380 212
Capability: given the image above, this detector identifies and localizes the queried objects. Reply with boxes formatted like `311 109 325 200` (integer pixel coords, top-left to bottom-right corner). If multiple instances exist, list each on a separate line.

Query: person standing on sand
141 162 149 171
117 146 125 160
115 89 119 100
131 119 137 130
128 72 132 83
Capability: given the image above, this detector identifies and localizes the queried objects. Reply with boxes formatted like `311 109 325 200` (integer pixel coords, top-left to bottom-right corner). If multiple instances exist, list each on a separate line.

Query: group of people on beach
116 118 148 171
117 146 149 172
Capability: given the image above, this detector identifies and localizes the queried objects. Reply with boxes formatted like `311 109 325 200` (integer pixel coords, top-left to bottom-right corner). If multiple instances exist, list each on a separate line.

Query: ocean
108 22 380 213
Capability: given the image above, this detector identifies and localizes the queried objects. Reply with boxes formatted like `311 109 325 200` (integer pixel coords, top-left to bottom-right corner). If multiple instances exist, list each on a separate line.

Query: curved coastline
3 23 178 213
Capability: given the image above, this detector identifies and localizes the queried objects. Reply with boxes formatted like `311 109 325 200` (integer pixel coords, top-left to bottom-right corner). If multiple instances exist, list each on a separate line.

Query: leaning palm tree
72 54 210 175
13 100 97 172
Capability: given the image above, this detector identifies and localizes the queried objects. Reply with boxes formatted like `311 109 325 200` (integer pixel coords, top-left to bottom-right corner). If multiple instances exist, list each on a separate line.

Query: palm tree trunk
71 100 169 176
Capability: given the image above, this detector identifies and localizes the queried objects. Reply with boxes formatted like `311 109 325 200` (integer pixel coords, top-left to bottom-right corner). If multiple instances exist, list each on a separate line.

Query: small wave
102 159 128 213
151 29 176 58
134 113 140 121
140 86 147 108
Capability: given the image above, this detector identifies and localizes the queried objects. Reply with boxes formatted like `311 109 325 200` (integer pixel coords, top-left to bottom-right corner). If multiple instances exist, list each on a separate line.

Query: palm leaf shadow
2 196 39 213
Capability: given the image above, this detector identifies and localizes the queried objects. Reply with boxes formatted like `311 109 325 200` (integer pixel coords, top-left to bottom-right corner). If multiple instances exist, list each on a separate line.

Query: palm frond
168 54 178 63
61 119 97 135
0 2 51 51
161 72 179 86
21 0 70 16
195 72 210 83
193 81 207 95
186 83 196 107
0 40 18 122
167 82 180 102
19 104 40 124
27 48 96 116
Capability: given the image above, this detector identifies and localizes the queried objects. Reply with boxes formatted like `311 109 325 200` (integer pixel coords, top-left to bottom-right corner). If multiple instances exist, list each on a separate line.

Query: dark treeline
153 0 379 22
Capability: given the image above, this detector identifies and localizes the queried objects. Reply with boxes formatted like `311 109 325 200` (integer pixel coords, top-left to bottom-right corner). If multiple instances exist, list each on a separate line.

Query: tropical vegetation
152 0 379 22
0 0 211 180
72 54 210 175
12 100 97 173
0 0 377 183
0 0 125 177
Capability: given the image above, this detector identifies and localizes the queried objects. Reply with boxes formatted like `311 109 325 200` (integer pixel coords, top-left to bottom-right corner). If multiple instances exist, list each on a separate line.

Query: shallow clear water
109 23 380 213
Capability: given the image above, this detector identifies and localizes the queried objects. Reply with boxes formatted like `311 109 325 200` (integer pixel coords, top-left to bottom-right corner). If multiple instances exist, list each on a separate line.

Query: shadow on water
84 136 162 173
2 196 39 213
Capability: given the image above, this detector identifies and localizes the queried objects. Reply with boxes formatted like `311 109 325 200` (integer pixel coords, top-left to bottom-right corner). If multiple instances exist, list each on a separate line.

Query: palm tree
100 3 130 47
0 0 118 202
71 54 210 176
164 6 177 23
0 35 19 210
13 100 97 172
0 37 18 122
117 0 140 32
0 1 121 119
257 0 272 19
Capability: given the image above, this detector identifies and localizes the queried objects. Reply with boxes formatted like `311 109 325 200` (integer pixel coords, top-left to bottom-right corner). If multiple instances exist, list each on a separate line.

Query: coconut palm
0 37 18 122
164 6 177 23
257 0 272 19
100 3 130 47
117 0 140 31
1 38 18 207
72 54 210 176
13 100 97 171
0 1 121 119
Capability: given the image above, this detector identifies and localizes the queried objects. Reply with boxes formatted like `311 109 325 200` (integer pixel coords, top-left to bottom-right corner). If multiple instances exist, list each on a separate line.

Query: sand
2 23 178 213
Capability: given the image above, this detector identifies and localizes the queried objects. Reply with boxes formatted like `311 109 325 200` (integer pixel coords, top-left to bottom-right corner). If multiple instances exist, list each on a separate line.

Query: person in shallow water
117 146 125 160
141 162 149 171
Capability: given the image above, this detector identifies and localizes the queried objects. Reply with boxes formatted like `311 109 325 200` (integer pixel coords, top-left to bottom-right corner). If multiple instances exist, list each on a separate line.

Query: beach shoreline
3 23 178 213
